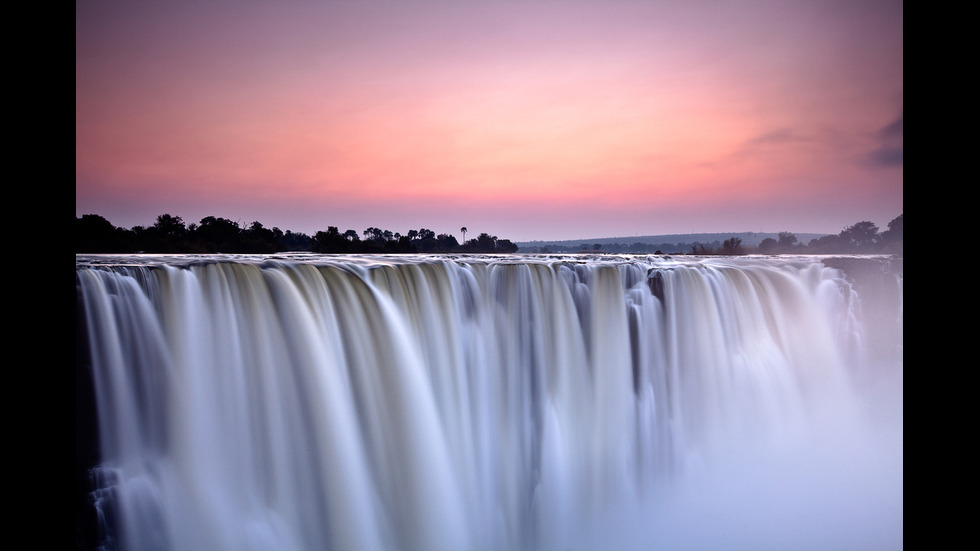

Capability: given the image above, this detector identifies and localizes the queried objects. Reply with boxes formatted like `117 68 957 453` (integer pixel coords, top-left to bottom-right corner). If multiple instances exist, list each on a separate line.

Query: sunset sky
76 0 903 242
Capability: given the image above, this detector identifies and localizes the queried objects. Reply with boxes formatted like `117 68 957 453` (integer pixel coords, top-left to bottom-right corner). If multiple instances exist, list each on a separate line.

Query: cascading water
75 254 903 551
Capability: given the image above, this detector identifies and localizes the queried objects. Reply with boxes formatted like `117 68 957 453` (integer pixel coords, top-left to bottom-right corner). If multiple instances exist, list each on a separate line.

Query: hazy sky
76 0 902 242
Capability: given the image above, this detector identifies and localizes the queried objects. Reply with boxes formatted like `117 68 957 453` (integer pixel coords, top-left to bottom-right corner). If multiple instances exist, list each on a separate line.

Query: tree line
74 214 520 254
530 214 903 256
749 215 902 255
75 212 901 256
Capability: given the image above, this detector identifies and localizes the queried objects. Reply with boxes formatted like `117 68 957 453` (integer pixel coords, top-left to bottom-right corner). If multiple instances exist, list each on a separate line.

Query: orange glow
76 1 902 240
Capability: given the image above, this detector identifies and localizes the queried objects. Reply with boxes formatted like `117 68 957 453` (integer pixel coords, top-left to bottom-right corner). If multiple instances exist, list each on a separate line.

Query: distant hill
516 232 829 253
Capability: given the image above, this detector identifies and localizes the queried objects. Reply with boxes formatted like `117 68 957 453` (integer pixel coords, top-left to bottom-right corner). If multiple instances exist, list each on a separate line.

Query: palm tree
460 226 467 243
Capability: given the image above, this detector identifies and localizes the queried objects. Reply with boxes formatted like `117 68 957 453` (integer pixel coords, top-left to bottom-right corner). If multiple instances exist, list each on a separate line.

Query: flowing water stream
75 254 902 551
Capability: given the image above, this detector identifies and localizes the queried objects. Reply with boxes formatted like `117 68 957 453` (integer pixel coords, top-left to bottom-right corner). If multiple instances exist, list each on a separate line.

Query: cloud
711 127 811 167
879 113 903 138
747 128 810 146
868 146 903 167
867 111 902 167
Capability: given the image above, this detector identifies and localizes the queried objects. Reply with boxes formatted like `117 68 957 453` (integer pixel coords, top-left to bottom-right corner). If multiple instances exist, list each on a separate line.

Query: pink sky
76 1 902 242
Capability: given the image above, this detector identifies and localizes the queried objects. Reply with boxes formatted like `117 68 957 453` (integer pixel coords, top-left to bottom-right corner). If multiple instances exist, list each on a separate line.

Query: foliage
75 212 902 256
722 237 742 255
75 214 136 252
519 214 903 256
839 221 879 250
75 213 521 255
757 238 778 253
777 232 798 248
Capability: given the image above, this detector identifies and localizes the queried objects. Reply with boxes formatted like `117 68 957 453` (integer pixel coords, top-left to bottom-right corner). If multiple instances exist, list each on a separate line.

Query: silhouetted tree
758 238 778 253
807 234 842 253
878 214 903 254
75 214 134 252
75 212 534 255
722 237 742 255
840 221 879 251
386 235 417 253
414 229 441 252
880 214 903 244
436 233 459 250
135 213 189 252
283 230 312 251
312 226 350 253
777 232 798 249
193 216 241 252
154 214 187 239
240 221 283 253
473 233 497 252
495 239 519 253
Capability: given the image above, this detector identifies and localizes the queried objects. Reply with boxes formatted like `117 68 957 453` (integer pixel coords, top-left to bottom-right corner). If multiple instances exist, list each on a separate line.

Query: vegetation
773 215 903 255
520 215 903 255
528 214 903 256
75 212 902 256
75 213 520 254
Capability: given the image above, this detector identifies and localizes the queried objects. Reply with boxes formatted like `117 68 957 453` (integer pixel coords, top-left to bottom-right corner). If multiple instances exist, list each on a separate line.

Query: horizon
78 209 877 247
514 230 833 245
76 1 902 243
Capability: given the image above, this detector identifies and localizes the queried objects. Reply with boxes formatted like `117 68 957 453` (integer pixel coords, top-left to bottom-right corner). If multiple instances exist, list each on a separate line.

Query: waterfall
75 255 903 551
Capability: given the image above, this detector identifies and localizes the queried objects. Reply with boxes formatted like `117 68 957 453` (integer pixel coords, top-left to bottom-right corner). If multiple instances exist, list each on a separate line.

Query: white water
76 254 903 551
